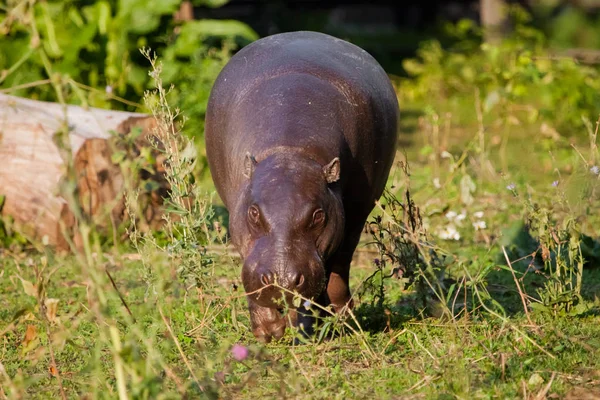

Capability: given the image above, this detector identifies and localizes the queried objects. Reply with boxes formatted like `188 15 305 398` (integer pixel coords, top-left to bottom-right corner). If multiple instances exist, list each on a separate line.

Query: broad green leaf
193 0 230 7
119 0 181 34
173 20 258 56
67 7 85 28
38 2 63 58
83 2 112 35
402 59 424 76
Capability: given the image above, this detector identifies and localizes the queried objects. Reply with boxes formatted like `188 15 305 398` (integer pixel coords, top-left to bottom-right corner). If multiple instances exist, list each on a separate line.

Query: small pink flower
231 344 249 361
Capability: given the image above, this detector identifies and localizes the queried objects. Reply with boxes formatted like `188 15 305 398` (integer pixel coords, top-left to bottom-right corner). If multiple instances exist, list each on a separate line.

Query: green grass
1 241 599 399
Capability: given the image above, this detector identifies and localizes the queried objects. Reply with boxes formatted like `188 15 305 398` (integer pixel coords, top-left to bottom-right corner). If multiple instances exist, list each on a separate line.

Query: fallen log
0 93 167 251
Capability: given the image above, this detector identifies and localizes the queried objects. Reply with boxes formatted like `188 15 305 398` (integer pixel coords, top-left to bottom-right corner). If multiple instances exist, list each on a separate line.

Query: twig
69 80 144 109
158 306 203 391
108 326 129 400
408 329 438 365
467 272 555 359
129 324 188 395
105 267 136 322
533 48 600 65
404 375 436 393
44 321 67 400
0 360 19 399
381 328 407 354
0 47 35 85
570 143 590 166
502 246 534 327
475 88 485 176
534 372 556 400
288 349 315 389
0 79 52 93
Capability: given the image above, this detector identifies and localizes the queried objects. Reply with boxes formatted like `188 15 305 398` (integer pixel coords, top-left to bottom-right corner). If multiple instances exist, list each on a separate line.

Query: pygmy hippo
205 31 399 342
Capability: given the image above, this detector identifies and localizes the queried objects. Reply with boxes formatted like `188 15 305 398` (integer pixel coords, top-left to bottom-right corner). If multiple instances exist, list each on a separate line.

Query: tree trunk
480 0 510 43
0 93 167 251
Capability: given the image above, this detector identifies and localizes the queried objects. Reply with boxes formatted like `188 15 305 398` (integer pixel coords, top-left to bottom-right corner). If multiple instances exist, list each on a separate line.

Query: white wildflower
438 225 460 241
455 211 467 222
433 178 441 189
445 211 458 220
473 211 484 219
473 220 487 230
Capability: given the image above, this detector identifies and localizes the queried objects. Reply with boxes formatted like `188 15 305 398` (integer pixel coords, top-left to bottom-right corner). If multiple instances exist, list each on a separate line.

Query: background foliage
1 1 600 399
0 0 257 176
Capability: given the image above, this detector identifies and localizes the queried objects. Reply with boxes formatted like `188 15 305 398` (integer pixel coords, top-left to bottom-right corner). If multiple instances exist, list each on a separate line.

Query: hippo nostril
260 273 271 286
295 273 305 288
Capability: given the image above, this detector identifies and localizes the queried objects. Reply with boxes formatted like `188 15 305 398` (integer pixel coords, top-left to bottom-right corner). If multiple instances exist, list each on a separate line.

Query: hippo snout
258 269 306 292
242 252 325 309
259 269 305 291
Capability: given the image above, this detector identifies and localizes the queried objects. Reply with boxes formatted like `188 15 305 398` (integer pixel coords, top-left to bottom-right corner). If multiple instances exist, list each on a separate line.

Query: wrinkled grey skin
205 31 399 342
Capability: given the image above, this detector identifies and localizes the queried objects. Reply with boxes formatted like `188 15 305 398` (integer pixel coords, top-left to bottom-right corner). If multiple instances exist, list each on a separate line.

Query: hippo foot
249 304 287 343
331 298 355 315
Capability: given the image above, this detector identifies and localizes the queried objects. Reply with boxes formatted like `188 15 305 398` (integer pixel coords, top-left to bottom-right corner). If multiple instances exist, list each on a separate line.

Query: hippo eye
312 209 325 226
248 205 260 224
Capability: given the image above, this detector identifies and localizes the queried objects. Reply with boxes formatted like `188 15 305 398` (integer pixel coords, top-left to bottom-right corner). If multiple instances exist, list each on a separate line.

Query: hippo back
205 31 399 215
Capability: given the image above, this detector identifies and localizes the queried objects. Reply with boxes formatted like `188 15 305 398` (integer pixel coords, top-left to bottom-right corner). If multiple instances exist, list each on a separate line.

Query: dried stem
158 306 203 391
502 246 534 326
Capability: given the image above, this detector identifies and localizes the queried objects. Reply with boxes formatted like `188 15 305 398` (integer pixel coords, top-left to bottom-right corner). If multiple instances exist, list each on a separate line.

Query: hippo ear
243 152 257 179
323 157 340 183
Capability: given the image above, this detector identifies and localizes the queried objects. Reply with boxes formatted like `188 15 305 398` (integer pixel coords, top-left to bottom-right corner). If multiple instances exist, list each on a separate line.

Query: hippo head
230 151 345 309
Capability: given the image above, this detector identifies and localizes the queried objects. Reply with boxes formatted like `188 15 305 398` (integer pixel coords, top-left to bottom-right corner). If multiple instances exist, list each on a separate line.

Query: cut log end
0 94 170 251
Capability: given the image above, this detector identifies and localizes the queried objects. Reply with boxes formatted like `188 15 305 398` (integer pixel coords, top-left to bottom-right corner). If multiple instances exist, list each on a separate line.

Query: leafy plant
0 0 257 176
528 207 585 315
401 6 600 136
125 48 216 290
364 163 450 320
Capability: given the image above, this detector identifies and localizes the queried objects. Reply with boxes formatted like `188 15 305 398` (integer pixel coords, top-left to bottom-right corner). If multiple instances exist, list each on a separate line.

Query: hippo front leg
325 227 362 313
248 299 287 343
326 269 354 313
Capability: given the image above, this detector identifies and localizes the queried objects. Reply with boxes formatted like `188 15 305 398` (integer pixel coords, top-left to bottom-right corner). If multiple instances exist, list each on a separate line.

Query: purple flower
591 166 600 175
506 183 516 191
374 258 380 266
552 180 559 187
231 344 249 361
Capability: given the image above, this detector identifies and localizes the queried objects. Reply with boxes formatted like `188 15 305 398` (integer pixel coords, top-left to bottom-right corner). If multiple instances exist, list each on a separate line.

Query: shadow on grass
352 301 420 335
350 220 600 335
484 220 600 316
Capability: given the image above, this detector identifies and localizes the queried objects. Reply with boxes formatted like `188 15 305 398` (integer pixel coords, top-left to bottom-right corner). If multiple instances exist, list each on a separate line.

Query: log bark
0 93 167 250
